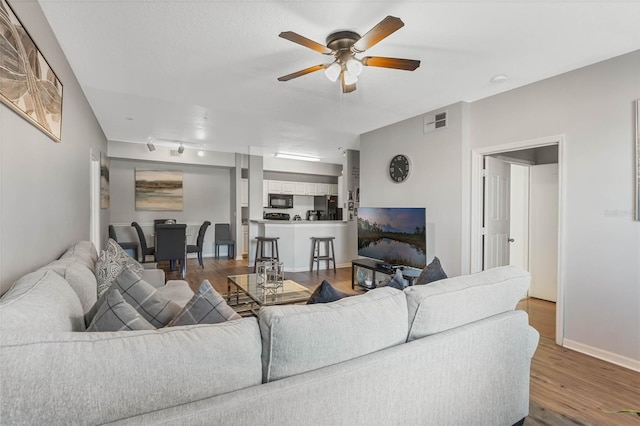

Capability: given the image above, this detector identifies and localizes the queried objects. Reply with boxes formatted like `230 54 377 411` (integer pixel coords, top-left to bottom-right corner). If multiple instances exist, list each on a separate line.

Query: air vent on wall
423 111 447 133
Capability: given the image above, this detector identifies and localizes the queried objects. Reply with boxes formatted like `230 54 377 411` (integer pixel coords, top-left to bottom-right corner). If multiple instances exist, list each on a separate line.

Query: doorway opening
471 135 564 344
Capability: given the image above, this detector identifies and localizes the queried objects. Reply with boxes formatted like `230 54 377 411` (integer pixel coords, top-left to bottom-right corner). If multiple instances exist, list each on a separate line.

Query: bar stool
310 237 336 272
254 237 280 272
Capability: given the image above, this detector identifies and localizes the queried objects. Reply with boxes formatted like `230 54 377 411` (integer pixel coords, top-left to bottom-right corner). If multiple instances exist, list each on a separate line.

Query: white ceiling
38 0 640 165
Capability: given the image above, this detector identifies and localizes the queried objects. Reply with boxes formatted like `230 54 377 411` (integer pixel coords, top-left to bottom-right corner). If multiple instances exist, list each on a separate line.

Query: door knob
508 238 515 243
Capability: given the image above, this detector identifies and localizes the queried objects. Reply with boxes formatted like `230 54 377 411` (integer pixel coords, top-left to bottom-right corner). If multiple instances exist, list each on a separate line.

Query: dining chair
154 218 176 232
131 222 155 263
214 223 235 259
109 225 139 260
187 221 211 268
155 223 187 278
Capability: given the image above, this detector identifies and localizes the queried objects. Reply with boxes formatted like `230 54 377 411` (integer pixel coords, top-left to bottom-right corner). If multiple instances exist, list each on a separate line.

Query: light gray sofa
0 241 539 425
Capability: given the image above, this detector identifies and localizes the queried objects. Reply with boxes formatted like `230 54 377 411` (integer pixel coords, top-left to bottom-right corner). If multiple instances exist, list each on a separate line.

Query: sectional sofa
0 241 539 425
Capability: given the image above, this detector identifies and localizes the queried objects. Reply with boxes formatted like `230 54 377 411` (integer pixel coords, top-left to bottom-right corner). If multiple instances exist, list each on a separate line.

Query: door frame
470 134 565 345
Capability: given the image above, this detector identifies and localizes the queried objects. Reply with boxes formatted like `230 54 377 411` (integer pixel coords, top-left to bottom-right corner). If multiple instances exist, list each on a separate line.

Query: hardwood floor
163 258 640 425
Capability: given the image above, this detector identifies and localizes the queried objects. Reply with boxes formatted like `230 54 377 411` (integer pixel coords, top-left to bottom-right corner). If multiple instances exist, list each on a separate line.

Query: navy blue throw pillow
416 257 448 285
385 269 406 290
307 280 351 304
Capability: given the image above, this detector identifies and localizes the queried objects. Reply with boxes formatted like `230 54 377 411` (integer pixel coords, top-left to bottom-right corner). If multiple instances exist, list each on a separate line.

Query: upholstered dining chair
214 223 235 259
187 221 211 269
155 223 187 278
108 225 139 260
131 222 155 263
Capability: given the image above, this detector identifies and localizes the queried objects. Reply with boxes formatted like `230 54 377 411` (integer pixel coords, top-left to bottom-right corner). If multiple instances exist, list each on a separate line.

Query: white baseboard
563 338 640 372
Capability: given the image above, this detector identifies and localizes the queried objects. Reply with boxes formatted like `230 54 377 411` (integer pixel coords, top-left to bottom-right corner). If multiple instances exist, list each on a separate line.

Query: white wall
469 51 640 368
0 2 108 295
108 159 231 257
360 102 468 277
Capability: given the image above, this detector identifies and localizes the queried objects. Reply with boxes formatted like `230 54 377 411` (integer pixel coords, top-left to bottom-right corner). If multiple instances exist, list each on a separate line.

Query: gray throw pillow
95 239 145 297
113 267 181 327
87 289 155 332
379 269 405 290
168 280 240 326
307 280 351 304
416 256 448 285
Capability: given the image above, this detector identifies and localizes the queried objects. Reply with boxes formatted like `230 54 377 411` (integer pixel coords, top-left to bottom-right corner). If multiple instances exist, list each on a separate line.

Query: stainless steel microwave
269 194 293 209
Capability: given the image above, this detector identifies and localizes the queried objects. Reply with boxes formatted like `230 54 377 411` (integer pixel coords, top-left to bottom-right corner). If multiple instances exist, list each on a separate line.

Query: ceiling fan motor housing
326 31 361 51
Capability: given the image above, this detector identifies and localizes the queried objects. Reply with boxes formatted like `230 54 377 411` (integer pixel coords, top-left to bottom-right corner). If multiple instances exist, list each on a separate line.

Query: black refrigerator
314 195 341 220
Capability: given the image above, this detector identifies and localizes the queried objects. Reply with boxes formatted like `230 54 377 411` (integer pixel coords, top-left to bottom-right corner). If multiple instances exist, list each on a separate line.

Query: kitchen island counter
250 220 349 272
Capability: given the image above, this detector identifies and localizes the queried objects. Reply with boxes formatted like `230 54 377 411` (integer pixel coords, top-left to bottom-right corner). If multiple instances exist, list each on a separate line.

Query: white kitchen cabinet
268 180 283 194
294 182 306 195
304 183 316 195
316 183 329 196
242 225 249 256
282 182 295 194
241 178 248 207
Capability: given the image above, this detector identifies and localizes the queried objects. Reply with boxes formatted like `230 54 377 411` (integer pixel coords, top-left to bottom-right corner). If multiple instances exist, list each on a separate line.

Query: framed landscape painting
0 0 63 142
135 170 183 211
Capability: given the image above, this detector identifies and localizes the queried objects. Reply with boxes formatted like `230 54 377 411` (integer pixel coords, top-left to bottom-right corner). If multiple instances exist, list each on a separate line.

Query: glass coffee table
226 274 312 315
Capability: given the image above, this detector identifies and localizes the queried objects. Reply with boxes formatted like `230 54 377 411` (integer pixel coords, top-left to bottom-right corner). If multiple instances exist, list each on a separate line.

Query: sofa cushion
38 258 98 314
87 267 180 328
306 280 351 304
0 270 85 332
0 318 263 425
415 256 447 285
87 290 156 332
59 240 98 272
169 280 240 326
404 265 530 341
95 239 145 297
259 286 408 383
155 280 195 308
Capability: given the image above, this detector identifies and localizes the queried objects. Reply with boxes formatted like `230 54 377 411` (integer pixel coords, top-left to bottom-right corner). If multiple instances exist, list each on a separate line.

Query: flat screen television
357 207 427 268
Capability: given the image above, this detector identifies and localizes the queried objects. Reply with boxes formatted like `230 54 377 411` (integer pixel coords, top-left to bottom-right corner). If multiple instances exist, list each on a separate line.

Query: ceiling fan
277 16 420 93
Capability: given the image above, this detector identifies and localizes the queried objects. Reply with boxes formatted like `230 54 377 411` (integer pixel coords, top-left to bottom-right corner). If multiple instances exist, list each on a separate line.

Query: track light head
146 142 156 152
177 144 185 154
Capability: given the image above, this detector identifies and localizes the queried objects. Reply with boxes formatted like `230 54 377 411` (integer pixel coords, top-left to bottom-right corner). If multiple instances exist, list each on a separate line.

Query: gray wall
470 50 640 366
0 2 108 295
360 102 468 277
361 50 640 368
108 159 231 257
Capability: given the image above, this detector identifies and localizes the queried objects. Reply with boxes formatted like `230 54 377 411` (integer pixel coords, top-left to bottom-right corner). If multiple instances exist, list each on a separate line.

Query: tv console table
351 258 422 290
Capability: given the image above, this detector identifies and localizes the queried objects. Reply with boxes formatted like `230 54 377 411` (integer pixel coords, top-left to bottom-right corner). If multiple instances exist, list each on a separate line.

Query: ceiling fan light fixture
324 62 341 82
343 69 358 86
346 58 363 77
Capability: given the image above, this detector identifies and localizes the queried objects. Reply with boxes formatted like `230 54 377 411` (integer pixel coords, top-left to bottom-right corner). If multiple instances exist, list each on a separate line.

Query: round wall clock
389 154 410 183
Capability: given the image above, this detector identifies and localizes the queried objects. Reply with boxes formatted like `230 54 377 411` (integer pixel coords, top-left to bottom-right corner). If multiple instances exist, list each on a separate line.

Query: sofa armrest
140 268 165 288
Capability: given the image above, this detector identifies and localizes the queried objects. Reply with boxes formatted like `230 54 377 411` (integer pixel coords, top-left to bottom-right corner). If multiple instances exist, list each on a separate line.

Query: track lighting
146 142 156 152
177 144 185 154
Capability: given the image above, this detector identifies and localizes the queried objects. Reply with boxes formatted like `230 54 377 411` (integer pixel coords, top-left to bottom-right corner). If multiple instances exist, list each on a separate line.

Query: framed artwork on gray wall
135 170 183 211
100 152 110 209
0 0 63 142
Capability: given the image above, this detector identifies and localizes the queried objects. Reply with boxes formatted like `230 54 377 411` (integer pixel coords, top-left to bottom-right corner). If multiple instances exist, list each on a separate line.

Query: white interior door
509 164 530 271
528 163 559 301
484 156 511 269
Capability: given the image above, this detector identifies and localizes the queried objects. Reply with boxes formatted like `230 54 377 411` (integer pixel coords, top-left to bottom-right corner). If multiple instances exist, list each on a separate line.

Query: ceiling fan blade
362 56 420 71
277 64 327 82
351 16 404 53
341 73 357 93
279 31 334 55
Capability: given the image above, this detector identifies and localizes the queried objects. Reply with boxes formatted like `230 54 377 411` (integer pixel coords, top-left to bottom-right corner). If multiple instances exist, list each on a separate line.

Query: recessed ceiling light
490 74 508 84
197 150 205 157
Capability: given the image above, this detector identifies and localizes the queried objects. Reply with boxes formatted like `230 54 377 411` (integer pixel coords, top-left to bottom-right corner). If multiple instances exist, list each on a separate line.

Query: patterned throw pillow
95 239 145 297
415 256 448 285
168 280 240 326
113 267 181 328
306 280 351 304
87 289 155 332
